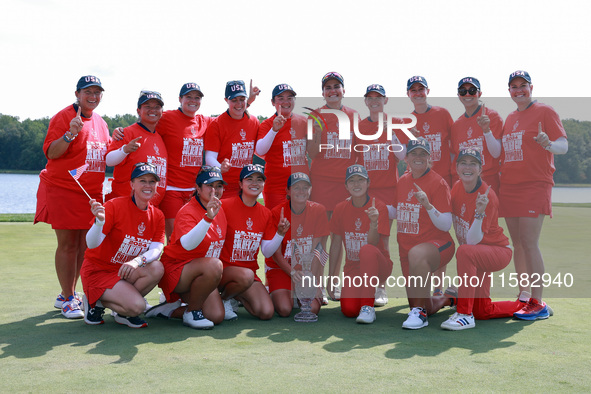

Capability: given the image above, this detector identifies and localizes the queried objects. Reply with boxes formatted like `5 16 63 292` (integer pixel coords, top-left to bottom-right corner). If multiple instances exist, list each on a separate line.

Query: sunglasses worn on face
458 87 479 96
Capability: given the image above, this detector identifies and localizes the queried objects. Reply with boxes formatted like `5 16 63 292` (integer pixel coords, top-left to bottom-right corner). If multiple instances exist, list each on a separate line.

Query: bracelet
63 131 75 143
474 211 486 220
137 255 147 267
203 214 213 223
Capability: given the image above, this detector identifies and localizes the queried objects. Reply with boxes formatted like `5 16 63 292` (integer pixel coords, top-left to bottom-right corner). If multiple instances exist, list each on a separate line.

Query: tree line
0 113 589 184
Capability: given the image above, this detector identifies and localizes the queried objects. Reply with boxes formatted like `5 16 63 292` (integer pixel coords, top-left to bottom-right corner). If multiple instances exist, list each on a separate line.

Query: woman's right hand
89 199 105 221
123 137 142 154
206 189 221 219
220 158 231 173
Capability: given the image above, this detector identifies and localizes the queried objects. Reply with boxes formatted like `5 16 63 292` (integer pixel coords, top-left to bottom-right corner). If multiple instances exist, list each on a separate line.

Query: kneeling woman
266 172 330 317
147 166 227 329
218 164 290 320
81 163 165 328
441 149 524 330
329 164 394 324
396 138 455 330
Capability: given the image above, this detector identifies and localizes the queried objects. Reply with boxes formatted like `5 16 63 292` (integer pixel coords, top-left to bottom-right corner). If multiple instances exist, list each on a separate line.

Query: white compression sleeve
261 233 285 258
180 218 211 251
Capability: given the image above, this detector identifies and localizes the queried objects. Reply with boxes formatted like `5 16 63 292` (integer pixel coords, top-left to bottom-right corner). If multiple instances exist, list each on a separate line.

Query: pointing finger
413 183 423 192
76 105 82 118
280 207 284 221
372 198 375 208
481 103 486 116
485 185 491 197
538 122 543 135
131 136 142 144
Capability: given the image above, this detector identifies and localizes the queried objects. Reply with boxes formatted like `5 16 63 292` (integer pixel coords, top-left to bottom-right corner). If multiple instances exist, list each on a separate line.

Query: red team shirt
309 105 358 182
258 113 309 195
451 180 509 247
203 112 260 195
410 106 453 184
355 116 404 204
396 169 453 257
41 104 111 194
264 200 330 270
81 197 165 304
107 122 168 206
157 109 214 188
451 105 503 182
501 101 567 186
159 197 227 301
329 197 391 269
219 196 276 275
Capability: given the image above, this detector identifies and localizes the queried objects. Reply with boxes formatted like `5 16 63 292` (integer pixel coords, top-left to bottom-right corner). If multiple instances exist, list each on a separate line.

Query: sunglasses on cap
322 72 343 83
458 87 479 96
198 165 221 174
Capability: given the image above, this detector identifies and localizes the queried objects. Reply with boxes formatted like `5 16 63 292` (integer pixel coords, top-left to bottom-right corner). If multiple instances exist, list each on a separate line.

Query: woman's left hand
118 259 139 280
475 185 491 215
247 79 261 106
365 197 379 224
534 122 551 148
277 207 290 236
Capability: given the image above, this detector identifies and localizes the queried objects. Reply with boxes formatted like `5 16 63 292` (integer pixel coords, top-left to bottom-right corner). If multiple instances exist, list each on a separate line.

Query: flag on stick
68 164 92 200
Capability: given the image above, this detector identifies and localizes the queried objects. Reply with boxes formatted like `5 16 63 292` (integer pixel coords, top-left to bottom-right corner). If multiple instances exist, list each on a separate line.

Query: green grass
0 208 590 391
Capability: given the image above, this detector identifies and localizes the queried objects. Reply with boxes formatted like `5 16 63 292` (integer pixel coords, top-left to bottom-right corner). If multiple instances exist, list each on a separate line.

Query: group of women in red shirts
35 70 567 330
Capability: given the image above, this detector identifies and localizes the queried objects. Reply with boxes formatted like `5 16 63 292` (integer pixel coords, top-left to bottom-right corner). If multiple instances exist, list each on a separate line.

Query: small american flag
69 163 89 181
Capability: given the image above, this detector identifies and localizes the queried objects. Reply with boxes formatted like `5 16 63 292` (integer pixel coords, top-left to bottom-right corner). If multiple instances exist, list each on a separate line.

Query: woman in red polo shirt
218 164 290 320
147 166 228 329
396 138 455 330
500 70 568 321
35 75 111 319
81 163 165 328
441 149 524 330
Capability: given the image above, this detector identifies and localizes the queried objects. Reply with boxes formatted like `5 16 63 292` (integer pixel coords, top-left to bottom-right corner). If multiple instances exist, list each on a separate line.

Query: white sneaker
402 307 428 329
321 288 329 305
61 295 84 319
333 286 341 301
143 298 152 313
145 300 182 319
55 292 84 310
374 287 388 307
183 310 214 329
229 298 240 313
441 312 475 331
356 305 376 324
158 291 167 304
223 299 238 321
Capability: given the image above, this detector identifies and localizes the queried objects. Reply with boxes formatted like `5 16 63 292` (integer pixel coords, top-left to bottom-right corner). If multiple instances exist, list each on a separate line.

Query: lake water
1 173 590 213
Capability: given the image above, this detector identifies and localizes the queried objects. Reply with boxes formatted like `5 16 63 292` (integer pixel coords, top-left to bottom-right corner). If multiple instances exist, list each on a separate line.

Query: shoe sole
402 322 428 330
83 296 104 325
513 313 550 321
356 319 376 324
374 300 388 307
441 323 474 331
114 315 148 328
224 315 238 321
183 321 214 330
145 302 175 319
